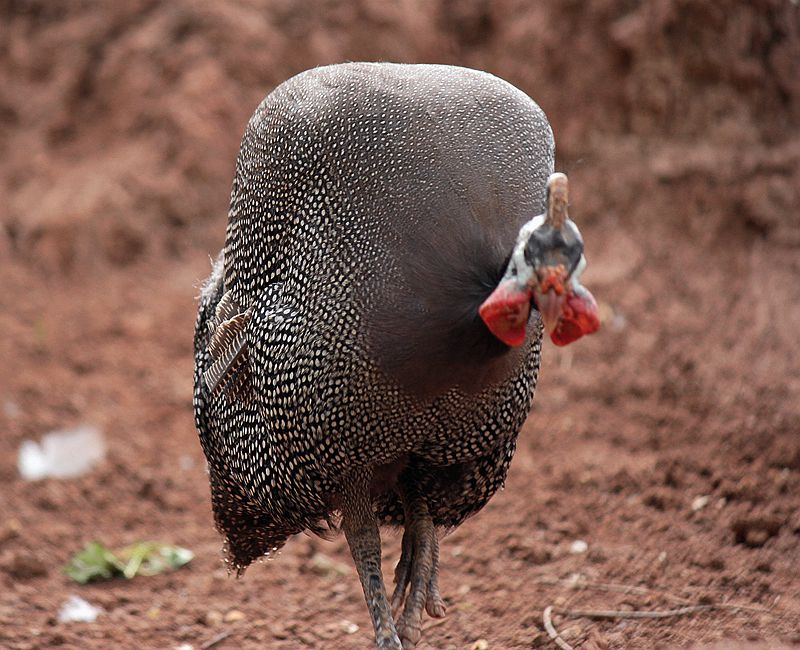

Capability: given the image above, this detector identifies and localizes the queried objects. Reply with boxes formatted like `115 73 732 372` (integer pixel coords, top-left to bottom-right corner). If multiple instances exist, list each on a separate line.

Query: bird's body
194 63 595 649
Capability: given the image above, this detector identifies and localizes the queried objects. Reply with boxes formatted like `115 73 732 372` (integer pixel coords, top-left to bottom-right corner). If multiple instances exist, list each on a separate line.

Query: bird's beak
531 263 569 332
533 286 565 333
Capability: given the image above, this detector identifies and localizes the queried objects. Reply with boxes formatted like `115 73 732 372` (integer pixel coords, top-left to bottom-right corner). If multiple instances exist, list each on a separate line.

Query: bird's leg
391 481 446 649
341 467 402 650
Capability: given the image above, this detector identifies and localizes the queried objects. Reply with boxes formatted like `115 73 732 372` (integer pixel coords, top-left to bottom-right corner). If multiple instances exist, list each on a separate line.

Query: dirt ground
1 1 799 648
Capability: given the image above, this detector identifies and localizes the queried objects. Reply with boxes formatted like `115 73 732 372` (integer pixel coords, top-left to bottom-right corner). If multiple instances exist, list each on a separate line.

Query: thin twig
535 577 771 614
543 605 575 650
556 604 716 620
200 630 233 650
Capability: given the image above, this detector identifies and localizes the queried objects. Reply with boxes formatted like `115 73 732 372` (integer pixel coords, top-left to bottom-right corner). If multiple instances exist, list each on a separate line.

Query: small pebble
691 495 710 511
565 572 586 589
471 640 489 650
204 610 223 626
224 609 245 622
339 619 359 634
569 540 588 554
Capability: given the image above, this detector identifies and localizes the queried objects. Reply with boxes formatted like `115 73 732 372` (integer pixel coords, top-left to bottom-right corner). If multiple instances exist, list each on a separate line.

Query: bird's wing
202 283 324 410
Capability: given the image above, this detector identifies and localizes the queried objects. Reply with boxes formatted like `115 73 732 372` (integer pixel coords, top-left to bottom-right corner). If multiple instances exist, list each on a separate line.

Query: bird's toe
425 583 446 619
393 517 444 647
391 528 414 615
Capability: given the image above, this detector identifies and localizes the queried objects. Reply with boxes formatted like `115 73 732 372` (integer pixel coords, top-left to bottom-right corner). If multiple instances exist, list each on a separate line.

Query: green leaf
64 542 121 584
117 542 194 578
64 542 193 584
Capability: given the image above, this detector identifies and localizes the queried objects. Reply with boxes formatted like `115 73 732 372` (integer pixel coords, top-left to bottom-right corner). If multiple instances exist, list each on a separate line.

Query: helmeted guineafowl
193 62 598 650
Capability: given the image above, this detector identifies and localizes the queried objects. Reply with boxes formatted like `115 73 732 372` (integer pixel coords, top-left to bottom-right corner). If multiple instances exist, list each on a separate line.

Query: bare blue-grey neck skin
497 173 587 299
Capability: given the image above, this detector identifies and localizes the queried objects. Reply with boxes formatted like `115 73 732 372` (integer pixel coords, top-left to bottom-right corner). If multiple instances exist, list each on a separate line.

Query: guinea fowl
193 63 599 649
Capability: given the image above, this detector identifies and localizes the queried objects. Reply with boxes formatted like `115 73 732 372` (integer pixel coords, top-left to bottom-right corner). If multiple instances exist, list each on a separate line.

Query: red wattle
550 288 600 346
479 280 532 347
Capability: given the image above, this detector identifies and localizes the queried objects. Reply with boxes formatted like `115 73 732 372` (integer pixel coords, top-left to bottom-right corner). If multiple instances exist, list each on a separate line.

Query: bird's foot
390 513 446 648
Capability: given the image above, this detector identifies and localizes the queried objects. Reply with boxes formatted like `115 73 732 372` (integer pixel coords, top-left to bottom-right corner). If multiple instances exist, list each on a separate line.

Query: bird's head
479 173 600 347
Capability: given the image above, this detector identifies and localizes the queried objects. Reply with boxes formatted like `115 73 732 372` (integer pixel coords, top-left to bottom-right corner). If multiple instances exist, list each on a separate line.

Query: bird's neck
368 261 530 399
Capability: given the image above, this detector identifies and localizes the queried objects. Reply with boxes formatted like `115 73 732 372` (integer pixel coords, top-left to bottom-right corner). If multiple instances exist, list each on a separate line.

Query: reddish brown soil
1 1 799 649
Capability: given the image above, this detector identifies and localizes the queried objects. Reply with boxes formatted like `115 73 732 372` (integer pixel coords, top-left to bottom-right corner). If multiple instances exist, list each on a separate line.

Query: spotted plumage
194 62 556 648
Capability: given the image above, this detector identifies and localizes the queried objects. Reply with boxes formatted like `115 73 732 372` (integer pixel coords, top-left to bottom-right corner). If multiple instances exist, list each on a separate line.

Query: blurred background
1 1 799 648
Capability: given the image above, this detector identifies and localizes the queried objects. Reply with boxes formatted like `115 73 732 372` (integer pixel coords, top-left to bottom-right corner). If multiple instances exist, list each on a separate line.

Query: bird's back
225 62 552 372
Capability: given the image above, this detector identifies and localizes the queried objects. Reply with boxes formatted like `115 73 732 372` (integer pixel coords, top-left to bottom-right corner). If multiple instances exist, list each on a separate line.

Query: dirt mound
1 1 798 648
